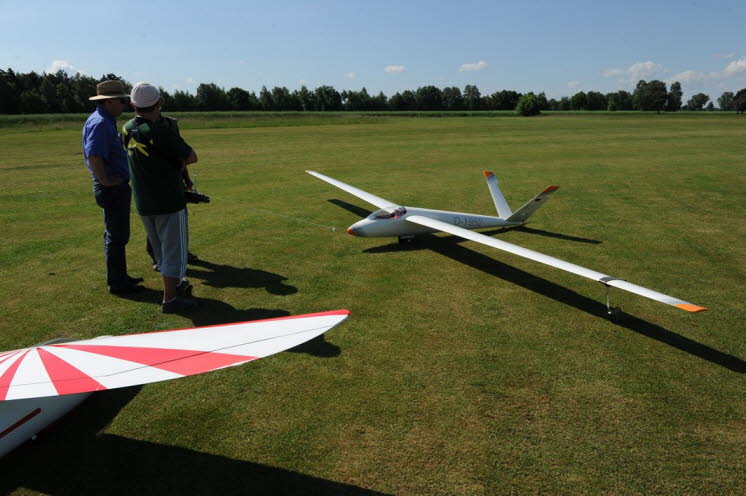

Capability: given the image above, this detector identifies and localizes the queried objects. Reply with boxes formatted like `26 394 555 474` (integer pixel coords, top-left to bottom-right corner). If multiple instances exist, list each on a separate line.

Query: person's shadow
0 387 388 496
118 285 339 359
187 259 298 296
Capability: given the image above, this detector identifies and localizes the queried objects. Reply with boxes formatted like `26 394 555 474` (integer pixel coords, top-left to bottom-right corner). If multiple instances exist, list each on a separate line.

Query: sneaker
152 263 159 272
176 279 192 297
162 296 197 314
109 283 144 295
127 275 144 285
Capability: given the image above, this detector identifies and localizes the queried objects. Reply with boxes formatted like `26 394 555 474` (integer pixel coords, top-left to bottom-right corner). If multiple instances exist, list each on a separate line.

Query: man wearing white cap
122 82 199 313
82 79 143 294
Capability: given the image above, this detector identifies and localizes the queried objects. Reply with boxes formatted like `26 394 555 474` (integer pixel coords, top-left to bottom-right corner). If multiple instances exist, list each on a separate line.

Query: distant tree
259 86 273 110
463 85 482 110
734 88 746 113
558 96 571 110
489 90 520 110
515 93 541 116
633 80 667 112
196 83 229 110
314 86 342 111
19 88 44 114
585 91 607 110
415 86 443 110
607 97 617 111
441 86 464 110
705 102 715 111
535 92 549 110
171 90 197 111
717 91 735 111
570 91 587 110
666 82 683 111
547 98 559 110
271 86 298 110
227 87 252 110
159 88 172 111
685 92 709 111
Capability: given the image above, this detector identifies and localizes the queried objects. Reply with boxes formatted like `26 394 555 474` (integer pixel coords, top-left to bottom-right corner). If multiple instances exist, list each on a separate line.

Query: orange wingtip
676 304 709 313
544 185 559 192
483 171 494 178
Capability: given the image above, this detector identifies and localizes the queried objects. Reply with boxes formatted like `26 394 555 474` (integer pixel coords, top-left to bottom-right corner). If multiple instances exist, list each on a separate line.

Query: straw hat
89 80 129 101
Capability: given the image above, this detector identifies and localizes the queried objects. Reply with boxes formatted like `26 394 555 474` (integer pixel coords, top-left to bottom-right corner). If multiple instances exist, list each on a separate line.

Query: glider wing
306 170 400 211
0 310 349 401
405 214 706 313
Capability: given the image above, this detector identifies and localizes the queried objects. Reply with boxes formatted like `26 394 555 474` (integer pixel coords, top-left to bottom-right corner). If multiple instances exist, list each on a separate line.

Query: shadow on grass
328 199 373 218
117 288 338 358
0 388 386 496
187 259 298 296
365 234 745 373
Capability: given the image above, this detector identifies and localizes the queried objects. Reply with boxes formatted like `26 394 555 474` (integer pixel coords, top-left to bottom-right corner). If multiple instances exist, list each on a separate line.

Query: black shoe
109 283 145 295
127 275 144 285
187 252 199 263
162 296 197 314
152 263 159 272
176 279 192 297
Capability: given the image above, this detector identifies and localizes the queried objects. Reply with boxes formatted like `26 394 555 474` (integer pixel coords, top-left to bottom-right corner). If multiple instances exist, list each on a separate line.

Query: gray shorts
140 209 188 279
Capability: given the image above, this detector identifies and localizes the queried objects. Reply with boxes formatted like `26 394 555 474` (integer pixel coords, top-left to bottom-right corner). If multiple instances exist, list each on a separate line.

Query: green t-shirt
122 115 193 216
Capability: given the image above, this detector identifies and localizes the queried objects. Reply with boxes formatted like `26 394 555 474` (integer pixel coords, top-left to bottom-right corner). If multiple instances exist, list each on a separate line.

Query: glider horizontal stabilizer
306 170 400 211
0 310 349 402
404 214 706 313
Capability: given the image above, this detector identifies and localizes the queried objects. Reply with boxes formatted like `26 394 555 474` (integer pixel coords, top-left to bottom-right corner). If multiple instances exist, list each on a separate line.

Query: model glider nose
347 227 359 236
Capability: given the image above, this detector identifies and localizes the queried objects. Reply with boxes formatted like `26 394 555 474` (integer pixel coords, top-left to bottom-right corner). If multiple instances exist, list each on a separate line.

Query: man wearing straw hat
123 82 199 313
82 79 143 294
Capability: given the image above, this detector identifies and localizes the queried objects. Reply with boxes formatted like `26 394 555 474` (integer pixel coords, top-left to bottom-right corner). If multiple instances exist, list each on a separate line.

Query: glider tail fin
506 185 559 224
483 171 512 219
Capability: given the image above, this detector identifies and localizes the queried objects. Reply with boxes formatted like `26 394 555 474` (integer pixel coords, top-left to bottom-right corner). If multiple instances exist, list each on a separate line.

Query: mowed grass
0 113 744 495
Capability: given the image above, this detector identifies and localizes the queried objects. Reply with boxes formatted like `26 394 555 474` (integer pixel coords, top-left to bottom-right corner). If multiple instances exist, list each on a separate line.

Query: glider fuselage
347 206 522 237
0 393 91 458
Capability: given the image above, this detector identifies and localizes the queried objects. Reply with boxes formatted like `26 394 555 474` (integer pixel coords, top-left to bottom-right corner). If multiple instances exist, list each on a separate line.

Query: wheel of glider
398 235 415 244
607 307 623 322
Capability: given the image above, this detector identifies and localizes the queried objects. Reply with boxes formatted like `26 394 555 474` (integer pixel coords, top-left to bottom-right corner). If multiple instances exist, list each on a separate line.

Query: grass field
0 112 744 495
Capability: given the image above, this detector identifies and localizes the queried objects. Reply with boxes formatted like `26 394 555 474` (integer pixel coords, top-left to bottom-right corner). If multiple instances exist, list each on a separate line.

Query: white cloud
459 60 488 72
714 52 735 59
627 61 663 81
602 68 623 78
45 60 83 76
567 81 581 89
299 79 307 85
344 72 356 79
723 57 746 76
669 57 746 86
384 65 406 73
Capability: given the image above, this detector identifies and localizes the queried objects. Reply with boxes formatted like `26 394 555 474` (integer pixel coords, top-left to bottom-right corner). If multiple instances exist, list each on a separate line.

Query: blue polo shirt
82 106 129 191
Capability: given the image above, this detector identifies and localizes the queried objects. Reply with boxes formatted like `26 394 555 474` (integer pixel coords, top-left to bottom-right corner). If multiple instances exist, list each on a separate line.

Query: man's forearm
88 156 121 186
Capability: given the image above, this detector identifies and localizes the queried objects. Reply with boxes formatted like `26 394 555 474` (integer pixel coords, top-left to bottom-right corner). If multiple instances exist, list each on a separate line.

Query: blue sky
2 0 745 101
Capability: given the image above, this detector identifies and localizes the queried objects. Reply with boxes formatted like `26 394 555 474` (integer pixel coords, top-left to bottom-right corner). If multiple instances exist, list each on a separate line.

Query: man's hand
88 155 124 186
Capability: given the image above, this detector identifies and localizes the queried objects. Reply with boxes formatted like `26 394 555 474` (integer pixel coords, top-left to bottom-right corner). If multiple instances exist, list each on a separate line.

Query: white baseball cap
130 81 160 108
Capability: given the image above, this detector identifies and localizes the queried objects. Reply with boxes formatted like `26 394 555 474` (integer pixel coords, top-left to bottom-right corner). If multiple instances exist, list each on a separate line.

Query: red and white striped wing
0 310 349 402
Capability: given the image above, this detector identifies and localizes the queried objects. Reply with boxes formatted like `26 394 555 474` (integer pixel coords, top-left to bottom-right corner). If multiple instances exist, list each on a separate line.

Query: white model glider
0 310 349 458
307 170 707 314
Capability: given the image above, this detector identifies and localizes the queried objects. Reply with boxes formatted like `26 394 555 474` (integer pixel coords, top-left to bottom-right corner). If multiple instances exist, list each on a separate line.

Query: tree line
2 68 745 114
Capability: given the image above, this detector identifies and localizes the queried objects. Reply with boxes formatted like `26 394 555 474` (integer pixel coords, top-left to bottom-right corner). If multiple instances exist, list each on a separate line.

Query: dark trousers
94 183 131 288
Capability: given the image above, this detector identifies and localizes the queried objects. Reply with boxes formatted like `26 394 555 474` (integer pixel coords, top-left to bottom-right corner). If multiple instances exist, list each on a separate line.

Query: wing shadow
328 199 373 218
0 388 387 496
511 226 602 244
365 235 744 373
